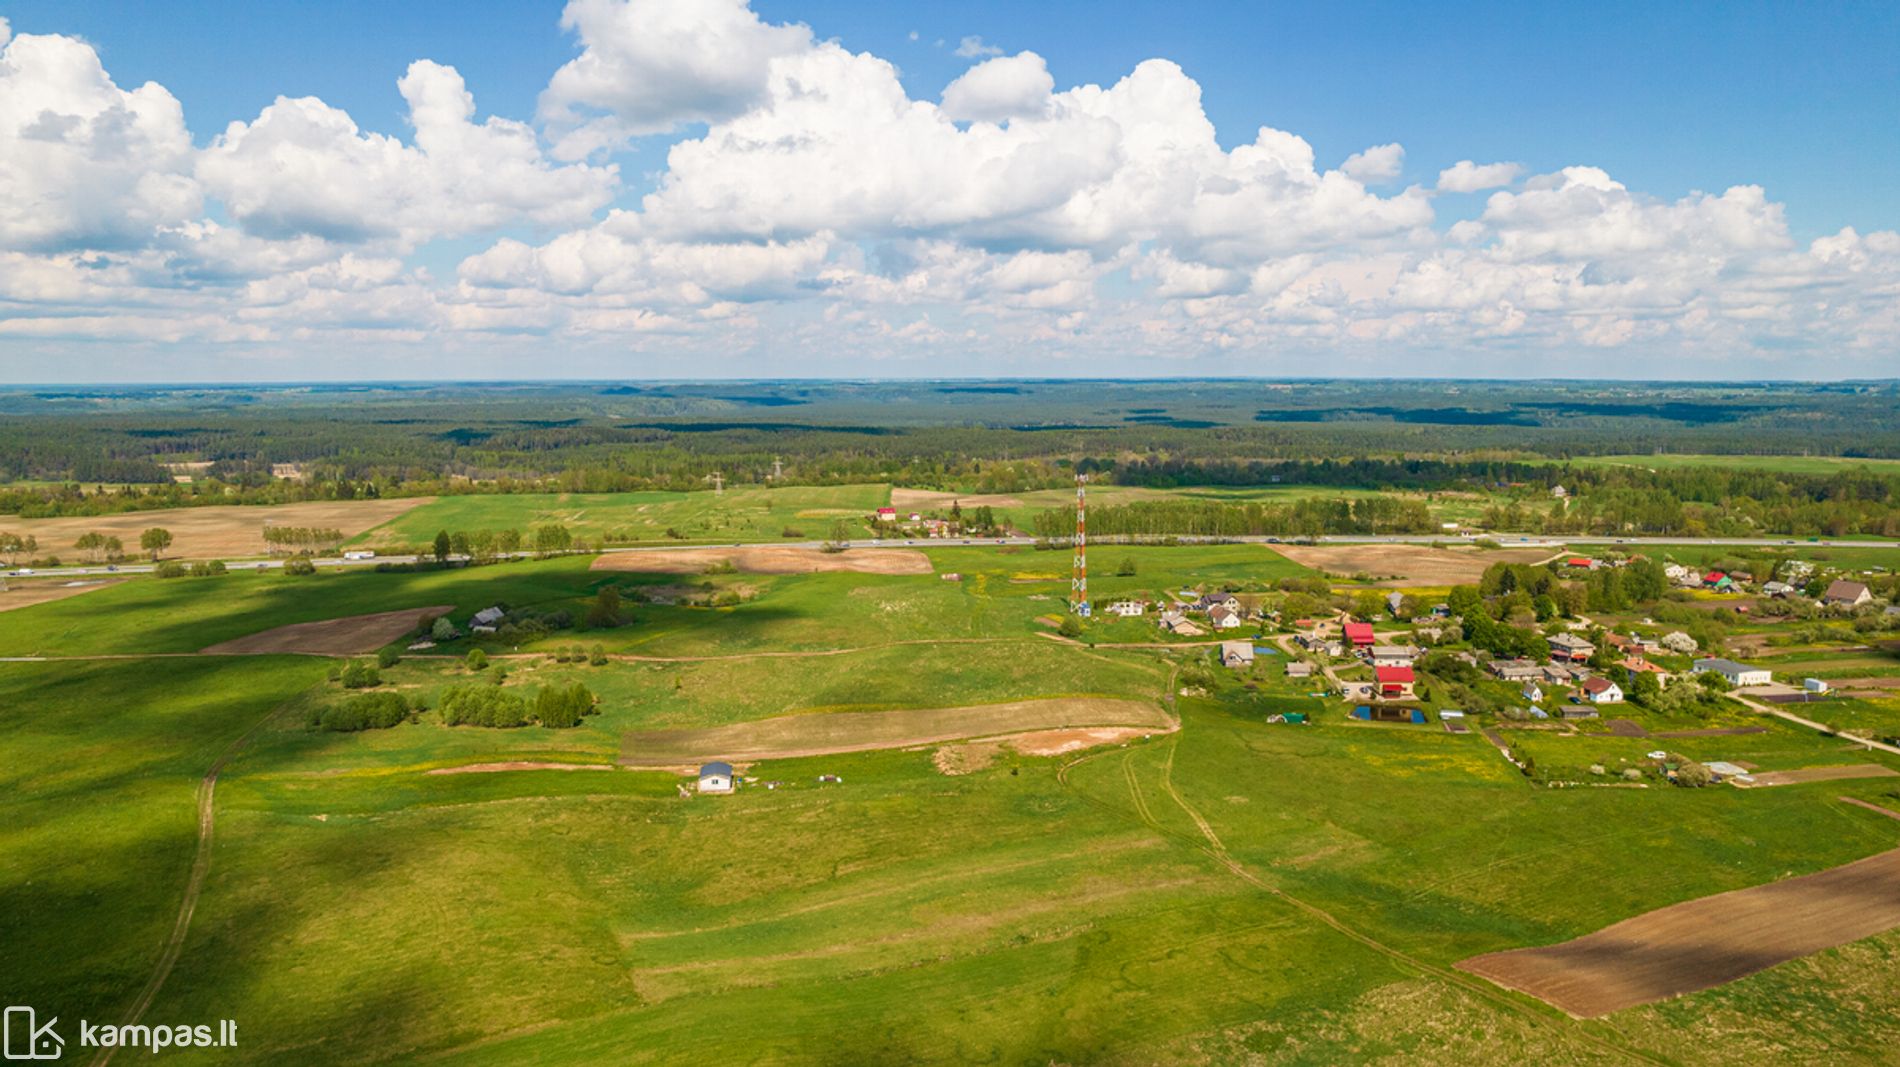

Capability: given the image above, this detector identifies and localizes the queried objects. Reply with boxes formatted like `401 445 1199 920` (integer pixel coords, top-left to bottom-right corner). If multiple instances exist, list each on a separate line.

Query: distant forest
1 380 1897 534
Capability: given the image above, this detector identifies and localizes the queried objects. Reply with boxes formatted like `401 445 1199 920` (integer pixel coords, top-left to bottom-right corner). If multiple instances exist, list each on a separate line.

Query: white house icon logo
3 1007 63 1061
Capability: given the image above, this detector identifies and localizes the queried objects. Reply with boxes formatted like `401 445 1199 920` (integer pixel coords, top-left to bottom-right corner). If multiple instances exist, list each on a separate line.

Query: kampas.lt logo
3 1007 62 1061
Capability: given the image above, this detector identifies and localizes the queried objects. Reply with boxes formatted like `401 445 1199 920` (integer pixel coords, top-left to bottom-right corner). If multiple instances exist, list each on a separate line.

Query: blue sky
11 0 1893 237
0 0 1896 380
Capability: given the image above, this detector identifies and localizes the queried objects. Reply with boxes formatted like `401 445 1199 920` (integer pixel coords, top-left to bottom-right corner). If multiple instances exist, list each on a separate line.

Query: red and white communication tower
1070 473 1090 616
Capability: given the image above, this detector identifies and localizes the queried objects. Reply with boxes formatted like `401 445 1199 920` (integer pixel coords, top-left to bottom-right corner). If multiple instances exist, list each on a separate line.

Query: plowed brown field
1457 846 1900 1017
1 498 430 560
201 605 454 655
620 698 1170 763
1268 544 1556 586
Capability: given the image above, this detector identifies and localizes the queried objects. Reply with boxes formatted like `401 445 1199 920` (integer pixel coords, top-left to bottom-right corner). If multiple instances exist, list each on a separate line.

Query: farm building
1761 580 1794 598
1105 600 1145 617
1375 665 1415 699
697 762 735 794
1369 645 1418 667
471 606 505 627
1343 622 1376 648
1521 681 1544 702
1581 677 1624 704
1490 658 1542 681
1805 677 1831 694
1693 658 1773 687
1560 706 1599 720
1157 611 1205 637
1385 591 1405 616
1547 633 1595 662
1220 640 1255 668
1286 661 1315 678
1822 579 1873 608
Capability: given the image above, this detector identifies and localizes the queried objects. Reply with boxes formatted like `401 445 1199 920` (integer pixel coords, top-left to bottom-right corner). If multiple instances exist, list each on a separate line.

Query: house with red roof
1374 665 1415 699
1580 676 1624 704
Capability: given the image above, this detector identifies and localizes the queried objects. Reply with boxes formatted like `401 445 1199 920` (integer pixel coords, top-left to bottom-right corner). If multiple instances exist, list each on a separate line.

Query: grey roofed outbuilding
700 761 734 777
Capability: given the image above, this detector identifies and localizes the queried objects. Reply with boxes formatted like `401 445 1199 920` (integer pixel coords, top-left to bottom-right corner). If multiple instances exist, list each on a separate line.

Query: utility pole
1070 474 1090 617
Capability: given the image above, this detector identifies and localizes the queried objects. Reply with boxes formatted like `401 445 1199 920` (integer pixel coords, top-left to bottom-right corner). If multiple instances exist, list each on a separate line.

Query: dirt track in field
1457 846 1900 1017
619 698 1171 763
426 762 613 775
1744 764 1899 787
1 498 430 561
592 545 931 576
1268 544 1556 586
201 605 453 656
0 579 119 613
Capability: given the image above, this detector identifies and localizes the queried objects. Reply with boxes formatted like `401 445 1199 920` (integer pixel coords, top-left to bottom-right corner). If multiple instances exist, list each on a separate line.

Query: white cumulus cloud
1436 159 1524 193
538 0 812 158
941 51 1054 123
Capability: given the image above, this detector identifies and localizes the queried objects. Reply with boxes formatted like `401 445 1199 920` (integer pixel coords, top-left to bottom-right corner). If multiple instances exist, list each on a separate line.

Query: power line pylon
1071 474 1090 617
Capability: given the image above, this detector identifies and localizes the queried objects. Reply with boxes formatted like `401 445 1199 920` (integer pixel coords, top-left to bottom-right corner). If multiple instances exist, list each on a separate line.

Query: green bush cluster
311 691 412 732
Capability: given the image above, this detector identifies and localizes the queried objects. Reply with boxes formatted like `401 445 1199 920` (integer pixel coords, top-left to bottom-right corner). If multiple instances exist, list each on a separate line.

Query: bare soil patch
201 605 454 656
2 497 429 560
0 579 119 613
1743 764 1899 787
1007 726 1153 756
620 698 1170 764
1269 544 1554 586
592 545 930 576
932 742 1001 776
426 762 613 775
889 488 1024 510
1606 719 1648 737
1650 726 1769 739
1458 846 1900 1017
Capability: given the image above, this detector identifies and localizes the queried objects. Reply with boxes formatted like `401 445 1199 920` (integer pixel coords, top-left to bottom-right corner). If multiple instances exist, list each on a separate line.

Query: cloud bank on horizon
0 0 1895 379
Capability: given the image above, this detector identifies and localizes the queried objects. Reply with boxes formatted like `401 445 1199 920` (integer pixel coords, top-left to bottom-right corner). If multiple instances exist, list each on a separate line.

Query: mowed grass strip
620 698 1172 762
1456 846 1900 1017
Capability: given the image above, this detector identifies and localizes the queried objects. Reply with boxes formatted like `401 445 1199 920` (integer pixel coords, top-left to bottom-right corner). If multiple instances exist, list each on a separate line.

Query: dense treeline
1031 497 1437 539
2 383 1898 535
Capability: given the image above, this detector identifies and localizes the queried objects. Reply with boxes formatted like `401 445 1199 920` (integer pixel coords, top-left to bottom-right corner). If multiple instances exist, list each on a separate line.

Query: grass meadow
2 541 1898 1062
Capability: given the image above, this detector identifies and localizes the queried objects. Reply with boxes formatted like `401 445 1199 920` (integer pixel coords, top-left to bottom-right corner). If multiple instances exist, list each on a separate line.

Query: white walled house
1580 677 1623 704
1693 658 1773 687
697 762 735 794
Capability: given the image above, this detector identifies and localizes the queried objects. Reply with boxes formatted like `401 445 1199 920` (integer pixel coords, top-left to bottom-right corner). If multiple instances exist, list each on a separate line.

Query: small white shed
697 762 735 794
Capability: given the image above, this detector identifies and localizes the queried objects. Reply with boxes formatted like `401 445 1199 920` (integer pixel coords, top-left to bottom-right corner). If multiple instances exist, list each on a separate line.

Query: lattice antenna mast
1071 474 1091 616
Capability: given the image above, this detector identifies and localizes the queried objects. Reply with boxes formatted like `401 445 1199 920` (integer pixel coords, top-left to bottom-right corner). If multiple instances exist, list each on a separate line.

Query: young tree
1058 615 1084 639
587 585 626 628
466 648 489 671
431 616 457 641
140 527 174 561
433 529 452 563
74 531 104 561
1351 590 1385 622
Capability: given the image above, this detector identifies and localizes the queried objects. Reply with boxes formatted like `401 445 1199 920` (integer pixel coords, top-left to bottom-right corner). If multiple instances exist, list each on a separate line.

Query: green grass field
353 483 892 547
4 540 1900 1063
